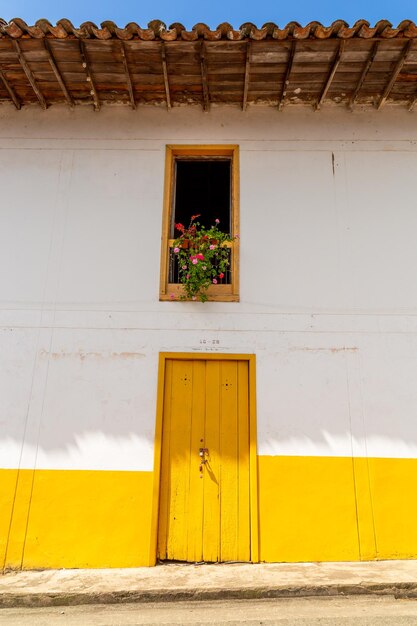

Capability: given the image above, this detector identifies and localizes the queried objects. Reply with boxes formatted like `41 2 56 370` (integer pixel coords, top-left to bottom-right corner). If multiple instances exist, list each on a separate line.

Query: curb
2 582 417 608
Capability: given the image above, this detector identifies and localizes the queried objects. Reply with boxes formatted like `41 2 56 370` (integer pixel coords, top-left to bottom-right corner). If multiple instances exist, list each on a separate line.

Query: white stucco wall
2 104 417 471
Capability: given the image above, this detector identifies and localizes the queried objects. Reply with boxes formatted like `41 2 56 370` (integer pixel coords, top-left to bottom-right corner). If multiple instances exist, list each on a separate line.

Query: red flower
191 214 201 221
175 223 185 233
196 253 204 260
219 272 224 279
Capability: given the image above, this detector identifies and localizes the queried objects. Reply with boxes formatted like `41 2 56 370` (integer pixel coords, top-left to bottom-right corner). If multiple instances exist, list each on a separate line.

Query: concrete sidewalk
1 561 417 608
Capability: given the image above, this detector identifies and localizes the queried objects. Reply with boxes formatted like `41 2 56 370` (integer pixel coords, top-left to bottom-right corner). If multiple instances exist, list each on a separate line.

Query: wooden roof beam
79 40 100 111
349 41 379 109
408 92 417 111
378 40 413 110
242 41 251 111
13 40 47 109
0 69 21 109
278 41 296 111
161 43 171 110
200 41 210 112
315 40 344 111
120 41 136 110
44 39 73 108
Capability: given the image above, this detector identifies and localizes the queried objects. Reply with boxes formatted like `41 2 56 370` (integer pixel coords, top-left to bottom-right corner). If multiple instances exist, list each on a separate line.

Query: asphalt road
2 596 417 625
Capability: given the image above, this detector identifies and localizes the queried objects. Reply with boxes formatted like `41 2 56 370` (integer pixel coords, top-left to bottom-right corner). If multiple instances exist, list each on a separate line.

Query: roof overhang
1 18 417 111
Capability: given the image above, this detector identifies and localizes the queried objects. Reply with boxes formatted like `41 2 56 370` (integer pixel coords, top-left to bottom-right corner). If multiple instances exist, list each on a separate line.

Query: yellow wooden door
158 358 251 562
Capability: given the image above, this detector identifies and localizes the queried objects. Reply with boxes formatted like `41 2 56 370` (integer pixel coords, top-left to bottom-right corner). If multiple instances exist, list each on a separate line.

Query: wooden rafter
44 38 73 107
12 40 47 109
278 40 296 111
242 41 251 111
349 41 379 108
377 40 413 110
315 40 344 111
120 41 136 109
161 43 171 110
200 41 210 111
409 92 417 111
79 40 100 111
0 69 21 109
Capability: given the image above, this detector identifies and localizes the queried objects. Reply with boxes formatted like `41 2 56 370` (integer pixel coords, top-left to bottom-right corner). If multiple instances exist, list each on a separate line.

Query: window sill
160 284 239 302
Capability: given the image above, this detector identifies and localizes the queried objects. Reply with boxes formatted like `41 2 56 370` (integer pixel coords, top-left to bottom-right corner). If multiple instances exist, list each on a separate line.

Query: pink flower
215 218 220 224
192 258 198 265
192 296 197 301
186 274 190 279
173 247 180 253
182 265 187 270
212 278 218 284
169 293 175 300
209 244 216 250
189 255 195 260
196 253 204 260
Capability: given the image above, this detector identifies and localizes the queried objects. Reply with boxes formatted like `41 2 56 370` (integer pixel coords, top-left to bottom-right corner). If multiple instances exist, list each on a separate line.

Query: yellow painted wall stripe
1 469 153 570
258 456 360 562
258 456 417 562
2 455 417 569
368 457 417 559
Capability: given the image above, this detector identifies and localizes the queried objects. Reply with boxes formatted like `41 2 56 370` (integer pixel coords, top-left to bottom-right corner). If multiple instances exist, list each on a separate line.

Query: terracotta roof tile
1 18 417 41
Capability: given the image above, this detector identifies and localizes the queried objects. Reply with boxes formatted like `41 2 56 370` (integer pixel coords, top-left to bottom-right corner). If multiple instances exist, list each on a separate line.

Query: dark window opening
171 159 231 237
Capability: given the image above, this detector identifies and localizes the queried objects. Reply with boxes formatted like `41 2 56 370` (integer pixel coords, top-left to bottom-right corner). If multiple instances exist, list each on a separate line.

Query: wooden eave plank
120 41 136 109
378 40 413 110
0 69 21 109
315 40 345 110
161 43 171 110
43 39 73 107
278 41 296 111
200 41 210 111
79 40 100 111
242 41 251 111
12 40 46 109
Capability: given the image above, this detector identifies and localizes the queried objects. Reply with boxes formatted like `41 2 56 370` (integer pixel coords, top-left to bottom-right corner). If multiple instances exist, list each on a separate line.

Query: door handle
199 448 209 477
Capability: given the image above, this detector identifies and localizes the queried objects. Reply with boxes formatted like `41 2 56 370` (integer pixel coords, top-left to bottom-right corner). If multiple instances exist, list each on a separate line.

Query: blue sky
1 0 416 28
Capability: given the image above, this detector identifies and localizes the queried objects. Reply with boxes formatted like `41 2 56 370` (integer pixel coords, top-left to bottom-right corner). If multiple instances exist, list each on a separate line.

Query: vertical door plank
157 360 173 560
202 360 221 562
187 360 205 562
237 361 251 560
166 360 194 560
219 360 239 561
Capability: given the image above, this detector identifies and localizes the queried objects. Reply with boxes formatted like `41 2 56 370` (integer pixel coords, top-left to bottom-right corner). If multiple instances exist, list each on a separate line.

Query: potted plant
171 215 235 302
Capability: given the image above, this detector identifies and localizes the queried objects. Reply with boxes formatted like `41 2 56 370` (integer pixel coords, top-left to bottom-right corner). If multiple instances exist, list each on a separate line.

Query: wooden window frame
159 145 240 302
